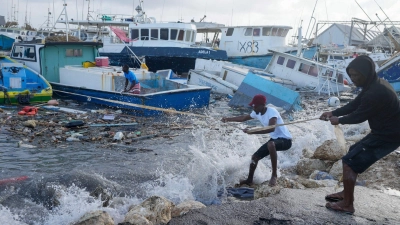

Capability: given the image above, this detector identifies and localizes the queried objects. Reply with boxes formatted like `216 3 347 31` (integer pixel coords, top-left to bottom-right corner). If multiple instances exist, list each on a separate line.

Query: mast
52 0 70 41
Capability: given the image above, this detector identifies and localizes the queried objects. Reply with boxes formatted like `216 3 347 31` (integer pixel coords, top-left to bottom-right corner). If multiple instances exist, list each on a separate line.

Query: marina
1 0 400 224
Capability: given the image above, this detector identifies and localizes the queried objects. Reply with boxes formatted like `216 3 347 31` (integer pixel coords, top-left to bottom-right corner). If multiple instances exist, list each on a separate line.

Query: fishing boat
376 52 400 92
9 41 211 116
0 52 52 104
195 23 317 69
57 0 228 75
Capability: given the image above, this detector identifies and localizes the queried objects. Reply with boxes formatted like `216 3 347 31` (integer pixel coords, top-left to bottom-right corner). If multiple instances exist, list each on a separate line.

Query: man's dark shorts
342 134 400 174
253 138 292 159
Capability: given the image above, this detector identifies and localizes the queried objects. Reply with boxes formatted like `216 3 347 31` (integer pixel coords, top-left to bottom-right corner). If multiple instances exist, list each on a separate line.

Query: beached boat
9 41 211 116
58 0 227 75
376 52 400 92
195 23 317 69
0 53 52 104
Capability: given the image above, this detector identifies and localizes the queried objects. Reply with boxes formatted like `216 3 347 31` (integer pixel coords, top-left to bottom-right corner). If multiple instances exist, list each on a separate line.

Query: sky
1 0 400 42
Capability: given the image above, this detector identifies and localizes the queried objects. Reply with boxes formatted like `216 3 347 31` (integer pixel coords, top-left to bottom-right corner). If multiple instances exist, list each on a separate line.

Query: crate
95 57 109 67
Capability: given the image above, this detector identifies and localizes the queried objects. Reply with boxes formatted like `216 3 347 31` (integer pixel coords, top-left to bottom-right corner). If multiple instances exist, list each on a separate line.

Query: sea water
0 98 370 224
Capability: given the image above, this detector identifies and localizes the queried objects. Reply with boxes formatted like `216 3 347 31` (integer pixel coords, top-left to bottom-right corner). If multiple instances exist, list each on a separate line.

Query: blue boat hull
228 72 302 112
101 46 228 74
377 61 400 81
0 35 14 51
227 46 318 69
51 83 211 116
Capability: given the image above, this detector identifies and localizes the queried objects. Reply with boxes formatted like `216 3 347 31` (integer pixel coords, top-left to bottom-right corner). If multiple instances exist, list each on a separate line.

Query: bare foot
325 201 355 215
325 191 344 202
239 179 253 186
268 176 277 186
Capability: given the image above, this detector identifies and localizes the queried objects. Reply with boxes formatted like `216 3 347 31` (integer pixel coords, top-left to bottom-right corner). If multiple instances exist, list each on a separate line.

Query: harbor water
0 96 372 224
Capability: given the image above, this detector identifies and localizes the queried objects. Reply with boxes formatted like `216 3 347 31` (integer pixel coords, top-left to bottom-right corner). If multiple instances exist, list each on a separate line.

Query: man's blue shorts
342 134 400 173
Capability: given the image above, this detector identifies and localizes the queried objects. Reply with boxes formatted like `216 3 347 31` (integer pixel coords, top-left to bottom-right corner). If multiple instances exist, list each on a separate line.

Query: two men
320 55 400 214
221 94 292 186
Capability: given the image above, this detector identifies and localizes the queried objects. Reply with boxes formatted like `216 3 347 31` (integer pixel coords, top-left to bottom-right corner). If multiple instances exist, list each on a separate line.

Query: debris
113 132 124 141
23 120 37 128
64 120 85 128
88 123 138 127
102 114 115 120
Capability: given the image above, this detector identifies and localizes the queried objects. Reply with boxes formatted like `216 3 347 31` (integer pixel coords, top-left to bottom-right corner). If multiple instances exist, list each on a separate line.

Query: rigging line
161 0 166 22
324 0 328 21
354 0 373 21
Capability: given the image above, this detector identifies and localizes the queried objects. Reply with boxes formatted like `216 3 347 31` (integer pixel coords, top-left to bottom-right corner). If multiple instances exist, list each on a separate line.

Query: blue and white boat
59 0 227 75
195 24 317 69
377 53 400 92
9 41 211 116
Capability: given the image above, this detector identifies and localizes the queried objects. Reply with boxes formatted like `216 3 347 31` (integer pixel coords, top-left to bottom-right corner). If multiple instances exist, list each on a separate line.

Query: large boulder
72 210 114 225
124 196 174 225
254 177 305 200
296 158 329 177
171 200 206 217
312 139 347 161
329 160 343 180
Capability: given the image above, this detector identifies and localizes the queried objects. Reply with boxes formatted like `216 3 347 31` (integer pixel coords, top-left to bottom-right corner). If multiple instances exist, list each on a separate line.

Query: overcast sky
1 0 400 41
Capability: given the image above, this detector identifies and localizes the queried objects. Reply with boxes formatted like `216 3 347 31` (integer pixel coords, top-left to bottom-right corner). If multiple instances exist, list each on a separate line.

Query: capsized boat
0 52 52 104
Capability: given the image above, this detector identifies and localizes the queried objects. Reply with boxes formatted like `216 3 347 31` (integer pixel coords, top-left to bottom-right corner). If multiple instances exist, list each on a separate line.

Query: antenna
86 0 95 21
52 0 70 41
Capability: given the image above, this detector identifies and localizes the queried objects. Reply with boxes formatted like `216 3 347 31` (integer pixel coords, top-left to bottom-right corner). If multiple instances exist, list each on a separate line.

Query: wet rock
72 210 114 225
296 158 328 177
302 148 313 158
124 196 174 225
171 200 206 217
296 177 337 188
90 187 112 207
23 120 36 128
312 139 347 161
254 182 282 199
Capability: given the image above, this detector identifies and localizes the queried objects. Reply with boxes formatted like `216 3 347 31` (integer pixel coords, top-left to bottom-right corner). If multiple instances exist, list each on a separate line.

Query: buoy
0 176 28 185
328 96 340 107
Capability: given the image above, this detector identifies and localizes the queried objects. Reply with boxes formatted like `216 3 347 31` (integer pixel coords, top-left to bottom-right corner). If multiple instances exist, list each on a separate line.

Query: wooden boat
0 52 52 104
9 42 211 116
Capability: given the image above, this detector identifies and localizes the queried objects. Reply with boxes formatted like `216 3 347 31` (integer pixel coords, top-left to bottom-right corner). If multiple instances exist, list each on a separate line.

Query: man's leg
267 141 278 186
326 162 356 213
240 155 260 185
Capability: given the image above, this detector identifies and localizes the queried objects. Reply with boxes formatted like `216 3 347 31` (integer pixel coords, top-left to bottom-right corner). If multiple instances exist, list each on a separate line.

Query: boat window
66 49 83 57
21 31 25 35
333 56 343 60
271 28 278 36
185 30 191 41
151 29 158 40
0 29 6 32
308 66 318 77
244 28 252 36
141 29 149 40
170 29 178 40
226 28 234 36
299 63 310 74
160 28 169 40
177 30 184 41
12 46 24 58
131 29 139 40
262 27 271 36
337 73 344 83
326 70 333 78
24 46 35 59
281 29 289 37
253 28 260 36
277 28 283 36
286 59 296 69
191 31 196 42
277 56 285 65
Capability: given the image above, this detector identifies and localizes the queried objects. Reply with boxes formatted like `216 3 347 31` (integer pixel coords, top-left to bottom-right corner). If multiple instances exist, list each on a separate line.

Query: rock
329 160 343 180
121 214 151 225
296 177 338 188
296 158 328 177
254 182 283 199
124 196 174 225
90 187 112 207
309 170 334 180
276 176 305 189
302 148 313 158
47 99 59 106
312 139 347 161
72 210 114 225
171 200 206 217
23 120 36 128
0 108 3 113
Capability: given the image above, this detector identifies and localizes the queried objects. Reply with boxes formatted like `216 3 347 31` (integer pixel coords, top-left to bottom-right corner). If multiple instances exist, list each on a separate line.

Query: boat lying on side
9 41 211 116
0 53 52 104
377 52 400 92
